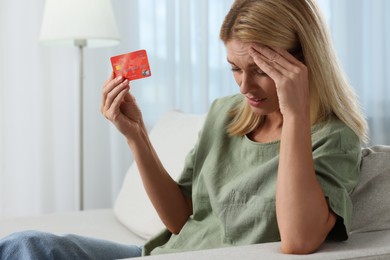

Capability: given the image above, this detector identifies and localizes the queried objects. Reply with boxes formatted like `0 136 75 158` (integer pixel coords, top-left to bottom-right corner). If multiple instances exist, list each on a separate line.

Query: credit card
110 49 152 81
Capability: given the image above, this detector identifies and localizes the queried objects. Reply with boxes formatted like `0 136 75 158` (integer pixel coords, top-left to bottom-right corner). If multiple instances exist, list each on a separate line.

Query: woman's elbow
280 213 336 254
281 236 325 255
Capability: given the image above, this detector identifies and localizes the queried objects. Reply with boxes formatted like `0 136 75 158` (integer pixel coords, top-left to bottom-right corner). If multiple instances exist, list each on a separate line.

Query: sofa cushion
113 110 206 239
0 209 146 245
351 145 390 233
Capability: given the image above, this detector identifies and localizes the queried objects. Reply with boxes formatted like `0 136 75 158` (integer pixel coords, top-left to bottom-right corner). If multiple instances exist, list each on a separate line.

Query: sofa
1 110 389 259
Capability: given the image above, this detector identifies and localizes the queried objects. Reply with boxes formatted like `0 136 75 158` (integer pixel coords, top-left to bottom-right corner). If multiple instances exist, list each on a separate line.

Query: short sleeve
311 121 362 240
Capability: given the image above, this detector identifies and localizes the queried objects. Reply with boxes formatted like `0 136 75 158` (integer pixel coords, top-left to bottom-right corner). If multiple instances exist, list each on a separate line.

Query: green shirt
143 94 362 256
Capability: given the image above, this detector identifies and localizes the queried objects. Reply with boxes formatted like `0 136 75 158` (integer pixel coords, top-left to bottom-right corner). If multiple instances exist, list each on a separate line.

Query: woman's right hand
101 72 144 142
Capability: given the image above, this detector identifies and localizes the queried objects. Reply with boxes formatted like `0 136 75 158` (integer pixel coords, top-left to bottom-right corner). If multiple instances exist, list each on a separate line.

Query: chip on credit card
110 50 152 81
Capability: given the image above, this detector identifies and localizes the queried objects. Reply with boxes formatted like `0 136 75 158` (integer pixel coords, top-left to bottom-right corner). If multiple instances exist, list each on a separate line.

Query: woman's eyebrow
247 63 258 69
226 58 235 65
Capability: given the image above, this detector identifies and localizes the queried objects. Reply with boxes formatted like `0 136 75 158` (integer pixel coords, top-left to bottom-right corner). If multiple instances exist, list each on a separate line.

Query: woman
0 0 367 258
104 0 366 255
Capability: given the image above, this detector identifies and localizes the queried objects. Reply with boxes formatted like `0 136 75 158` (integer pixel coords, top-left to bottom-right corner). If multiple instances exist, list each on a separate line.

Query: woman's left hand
249 44 310 119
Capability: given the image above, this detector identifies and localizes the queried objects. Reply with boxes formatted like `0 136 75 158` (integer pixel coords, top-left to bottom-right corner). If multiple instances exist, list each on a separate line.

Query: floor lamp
39 0 120 210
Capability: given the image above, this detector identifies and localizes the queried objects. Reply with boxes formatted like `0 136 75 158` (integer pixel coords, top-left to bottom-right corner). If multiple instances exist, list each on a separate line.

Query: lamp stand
75 39 86 211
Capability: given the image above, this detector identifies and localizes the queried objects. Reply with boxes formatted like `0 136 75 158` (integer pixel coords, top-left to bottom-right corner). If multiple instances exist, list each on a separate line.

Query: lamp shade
40 0 120 47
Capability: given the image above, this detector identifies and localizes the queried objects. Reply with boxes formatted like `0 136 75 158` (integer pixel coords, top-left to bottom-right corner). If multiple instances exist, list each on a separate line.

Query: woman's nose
239 73 255 94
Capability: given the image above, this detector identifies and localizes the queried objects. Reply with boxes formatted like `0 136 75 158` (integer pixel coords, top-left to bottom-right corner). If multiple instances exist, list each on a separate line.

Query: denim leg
0 230 142 260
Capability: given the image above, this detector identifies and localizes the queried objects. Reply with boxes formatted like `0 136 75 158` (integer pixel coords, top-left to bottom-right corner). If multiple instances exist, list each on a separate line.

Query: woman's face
226 39 280 116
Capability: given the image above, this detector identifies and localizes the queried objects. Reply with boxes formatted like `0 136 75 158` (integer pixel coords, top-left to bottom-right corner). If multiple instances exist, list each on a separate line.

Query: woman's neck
248 112 283 143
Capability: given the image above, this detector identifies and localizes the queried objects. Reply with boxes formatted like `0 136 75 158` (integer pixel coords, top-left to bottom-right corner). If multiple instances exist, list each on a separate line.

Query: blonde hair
220 0 368 143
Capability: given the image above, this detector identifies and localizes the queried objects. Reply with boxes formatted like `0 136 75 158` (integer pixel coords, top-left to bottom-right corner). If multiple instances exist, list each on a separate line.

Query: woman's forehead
226 40 255 67
226 40 250 54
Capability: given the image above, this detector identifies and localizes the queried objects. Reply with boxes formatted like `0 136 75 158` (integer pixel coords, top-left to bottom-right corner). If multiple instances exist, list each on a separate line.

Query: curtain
0 0 388 219
0 1 81 217
326 0 390 146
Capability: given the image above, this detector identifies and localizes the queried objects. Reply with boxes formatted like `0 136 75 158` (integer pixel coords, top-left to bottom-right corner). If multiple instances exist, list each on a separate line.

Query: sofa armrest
131 230 390 260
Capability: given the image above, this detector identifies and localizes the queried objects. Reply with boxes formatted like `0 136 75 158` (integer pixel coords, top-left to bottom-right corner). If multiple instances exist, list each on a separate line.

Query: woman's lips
247 96 267 106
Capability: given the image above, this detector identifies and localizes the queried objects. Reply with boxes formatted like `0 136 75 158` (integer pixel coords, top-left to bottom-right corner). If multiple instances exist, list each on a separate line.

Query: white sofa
1 110 390 259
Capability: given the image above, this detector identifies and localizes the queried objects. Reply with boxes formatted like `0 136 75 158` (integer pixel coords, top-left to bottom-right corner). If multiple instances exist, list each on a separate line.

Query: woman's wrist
126 123 148 148
282 112 311 130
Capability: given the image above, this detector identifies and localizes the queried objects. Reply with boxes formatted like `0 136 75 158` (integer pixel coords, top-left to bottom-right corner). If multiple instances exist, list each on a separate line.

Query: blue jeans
0 231 142 260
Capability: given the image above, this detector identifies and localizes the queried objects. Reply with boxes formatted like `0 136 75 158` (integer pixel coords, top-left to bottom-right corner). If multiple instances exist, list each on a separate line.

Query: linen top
143 94 362 256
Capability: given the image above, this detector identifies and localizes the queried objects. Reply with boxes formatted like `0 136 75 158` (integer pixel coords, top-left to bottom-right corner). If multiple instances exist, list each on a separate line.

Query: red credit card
110 50 152 81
